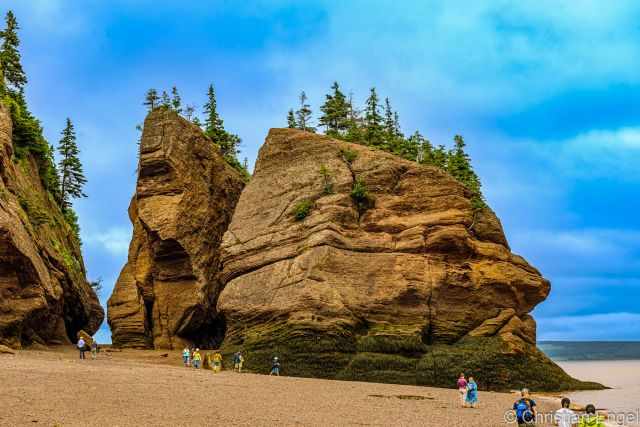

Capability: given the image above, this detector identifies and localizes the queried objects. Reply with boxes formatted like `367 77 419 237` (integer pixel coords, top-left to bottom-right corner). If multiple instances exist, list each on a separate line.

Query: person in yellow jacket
578 404 606 427
212 352 223 373
192 348 202 369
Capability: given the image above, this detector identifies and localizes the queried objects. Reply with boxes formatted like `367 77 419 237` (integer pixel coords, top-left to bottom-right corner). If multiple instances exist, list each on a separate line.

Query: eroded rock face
217 129 587 391
0 104 103 349
107 109 244 349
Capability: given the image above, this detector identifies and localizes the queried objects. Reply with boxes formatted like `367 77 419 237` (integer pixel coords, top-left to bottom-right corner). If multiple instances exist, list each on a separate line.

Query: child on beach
182 347 190 367
513 388 536 427
465 376 478 408
578 404 606 427
90 340 98 359
554 397 578 427
457 373 468 406
270 356 280 376
192 349 202 369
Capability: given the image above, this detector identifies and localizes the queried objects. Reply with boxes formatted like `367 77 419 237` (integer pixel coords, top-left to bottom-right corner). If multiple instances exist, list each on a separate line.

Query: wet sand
558 360 640 425
0 347 561 427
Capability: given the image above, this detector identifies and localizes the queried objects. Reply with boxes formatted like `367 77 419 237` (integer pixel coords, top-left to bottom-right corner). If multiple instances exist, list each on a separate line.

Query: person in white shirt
554 397 578 427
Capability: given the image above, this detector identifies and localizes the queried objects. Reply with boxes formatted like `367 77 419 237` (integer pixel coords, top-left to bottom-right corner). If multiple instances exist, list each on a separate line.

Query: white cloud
83 227 131 257
538 312 640 340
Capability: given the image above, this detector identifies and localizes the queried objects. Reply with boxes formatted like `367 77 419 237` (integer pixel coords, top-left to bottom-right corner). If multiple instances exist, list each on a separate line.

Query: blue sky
4 1 639 342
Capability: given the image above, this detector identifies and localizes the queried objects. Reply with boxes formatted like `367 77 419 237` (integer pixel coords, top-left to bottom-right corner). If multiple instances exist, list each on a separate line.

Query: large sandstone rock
107 109 244 349
0 103 103 349
217 129 596 391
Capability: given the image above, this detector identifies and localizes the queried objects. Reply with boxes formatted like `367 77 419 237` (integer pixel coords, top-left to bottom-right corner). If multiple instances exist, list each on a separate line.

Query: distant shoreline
539 341 640 362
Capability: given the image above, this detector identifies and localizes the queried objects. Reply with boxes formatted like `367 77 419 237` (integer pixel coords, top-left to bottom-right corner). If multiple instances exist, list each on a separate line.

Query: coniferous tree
143 88 159 111
432 145 448 169
184 104 195 120
160 90 170 108
344 93 363 142
170 86 182 113
204 84 225 141
203 84 241 159
295 91 315 133
0 11 27 94
287 109 297 128
364 88 384 148
447 135 484 207
319 82 348 137
57 118 87 210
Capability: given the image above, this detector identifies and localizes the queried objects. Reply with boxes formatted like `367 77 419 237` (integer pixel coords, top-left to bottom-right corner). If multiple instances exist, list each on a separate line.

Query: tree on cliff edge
203 84 241 159
295 91 315 133
57 118 87 210
143 89 159 111
364 88 384 148
0 11 27 94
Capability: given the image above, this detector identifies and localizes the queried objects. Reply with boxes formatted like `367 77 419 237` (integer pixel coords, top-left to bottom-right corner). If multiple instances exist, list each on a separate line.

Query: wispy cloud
82 227 131 257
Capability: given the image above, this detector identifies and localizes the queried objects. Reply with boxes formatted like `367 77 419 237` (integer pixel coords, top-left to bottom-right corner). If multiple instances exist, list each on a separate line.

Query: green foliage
0 11 27 94
288 84 487 210
339 147 358 164
286 109 297 128
364 88 385 148
63 207 81 244
295 91 315 133
57 118 87 210
319 164 334 195
143 88 159 111
319 82 349 137
170 86 182 114
350 177 373 214
17 194 49 226
293 199 313 220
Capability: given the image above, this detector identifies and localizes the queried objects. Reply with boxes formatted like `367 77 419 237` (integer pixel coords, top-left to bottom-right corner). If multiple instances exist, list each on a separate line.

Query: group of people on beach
457 373 608 426
76 337 99 360
180 348 281 376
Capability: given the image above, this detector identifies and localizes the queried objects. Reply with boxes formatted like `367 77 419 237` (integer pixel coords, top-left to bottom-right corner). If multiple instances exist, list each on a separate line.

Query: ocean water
540 342 640 426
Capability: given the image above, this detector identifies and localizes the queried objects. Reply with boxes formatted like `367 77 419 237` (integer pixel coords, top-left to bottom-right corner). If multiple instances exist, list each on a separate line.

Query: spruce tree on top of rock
57 118 87 211
143 88 159 111
295 91 315 133
319 82 349 137
170 86 182 114
364 87 385 148
0 11 27 94
287 109 297 128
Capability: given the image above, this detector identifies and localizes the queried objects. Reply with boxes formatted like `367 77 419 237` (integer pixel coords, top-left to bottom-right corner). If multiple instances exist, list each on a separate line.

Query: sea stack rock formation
217 129 592 391
107 109 244 349
0 104 103 349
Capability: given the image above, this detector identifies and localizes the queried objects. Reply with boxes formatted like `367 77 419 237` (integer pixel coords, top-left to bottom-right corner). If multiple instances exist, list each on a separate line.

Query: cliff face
0 104 103 349
217 129 589 391
107 109 245 349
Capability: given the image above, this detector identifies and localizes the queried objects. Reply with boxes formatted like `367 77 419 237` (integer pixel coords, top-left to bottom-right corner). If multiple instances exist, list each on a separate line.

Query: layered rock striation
0 104 103 349
107 109 244 349
217 129 596 391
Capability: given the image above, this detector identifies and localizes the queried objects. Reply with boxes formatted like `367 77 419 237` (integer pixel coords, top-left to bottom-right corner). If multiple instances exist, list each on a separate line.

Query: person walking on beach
192 348 202 369
90 339 98 360
270 356 280 376
554 397 577 427
182 347 190 367
578 404 605 427
77 337 86 360
513 388 537 426
457 373 468 406
212 351 223 373
233 351 244 373
465 376 478 408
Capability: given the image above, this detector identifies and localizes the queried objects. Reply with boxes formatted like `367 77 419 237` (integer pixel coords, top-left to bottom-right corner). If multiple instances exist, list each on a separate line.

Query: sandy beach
0 347 563 427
